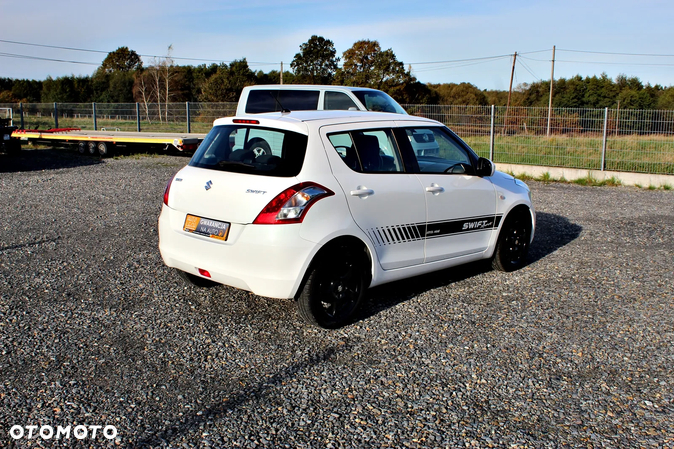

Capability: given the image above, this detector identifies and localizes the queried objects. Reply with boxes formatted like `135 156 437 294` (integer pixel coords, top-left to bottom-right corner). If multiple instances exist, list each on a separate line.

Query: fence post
186 102 191 134
601 107 608 171
92 103 98 131
54 102 59 129
489 105 495 161
136 103 141 132
19 102 24 129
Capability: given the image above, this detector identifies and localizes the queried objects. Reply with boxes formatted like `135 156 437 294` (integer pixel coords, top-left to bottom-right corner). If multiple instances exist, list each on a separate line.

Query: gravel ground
1 148 673 448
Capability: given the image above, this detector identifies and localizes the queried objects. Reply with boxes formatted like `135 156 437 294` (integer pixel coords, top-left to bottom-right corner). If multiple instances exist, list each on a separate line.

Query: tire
78 142 86 154
492 210 532 272
97 141 112 157
297 243 369 329
245 138 271 157
87 141 97 155
176 269 219 288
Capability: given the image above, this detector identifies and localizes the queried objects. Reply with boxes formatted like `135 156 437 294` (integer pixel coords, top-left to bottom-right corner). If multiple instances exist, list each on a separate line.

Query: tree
657 87 674 109
101 47 143 73
1 78 43 102
41 75 92 102
132 46 176 122
429 83 488 105
290 35 339 84
336 40 409 92
200 59 255 102
256 69 296 85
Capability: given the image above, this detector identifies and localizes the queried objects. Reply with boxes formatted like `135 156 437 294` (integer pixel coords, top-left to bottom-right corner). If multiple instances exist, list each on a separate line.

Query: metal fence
2 102 673 175
405 105 674 175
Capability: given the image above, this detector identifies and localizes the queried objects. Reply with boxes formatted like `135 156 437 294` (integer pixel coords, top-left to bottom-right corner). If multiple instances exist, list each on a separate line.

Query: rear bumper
158 205 316 298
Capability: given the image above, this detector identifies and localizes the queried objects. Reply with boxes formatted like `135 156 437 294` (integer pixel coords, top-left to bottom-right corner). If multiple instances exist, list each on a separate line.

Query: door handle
350 188 375 198
425 184 445 194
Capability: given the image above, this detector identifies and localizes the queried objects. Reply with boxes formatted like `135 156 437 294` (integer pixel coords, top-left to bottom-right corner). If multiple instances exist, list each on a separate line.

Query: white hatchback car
158 111 535 328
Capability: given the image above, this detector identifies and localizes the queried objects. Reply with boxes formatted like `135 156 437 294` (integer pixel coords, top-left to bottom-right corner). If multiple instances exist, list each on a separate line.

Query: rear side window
327 129 404 173
324 92 359 111
245 90 320 113
190 125 308 177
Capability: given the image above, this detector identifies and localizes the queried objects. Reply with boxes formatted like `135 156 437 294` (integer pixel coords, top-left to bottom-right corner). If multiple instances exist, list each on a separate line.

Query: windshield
189 125 308 177
352 90 407 114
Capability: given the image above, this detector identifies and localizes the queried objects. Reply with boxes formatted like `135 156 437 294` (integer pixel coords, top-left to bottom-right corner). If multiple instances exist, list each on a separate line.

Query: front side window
403 127 475 174
190 125 308 177
328 129 404 173
351 90 407 114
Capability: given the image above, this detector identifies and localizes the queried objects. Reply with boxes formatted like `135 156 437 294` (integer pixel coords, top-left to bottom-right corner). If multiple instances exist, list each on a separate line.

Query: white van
236 85 408 115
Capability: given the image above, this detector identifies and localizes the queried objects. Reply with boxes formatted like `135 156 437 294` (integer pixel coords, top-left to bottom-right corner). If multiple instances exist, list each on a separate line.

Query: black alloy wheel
297 244 368 328
492 212 531 272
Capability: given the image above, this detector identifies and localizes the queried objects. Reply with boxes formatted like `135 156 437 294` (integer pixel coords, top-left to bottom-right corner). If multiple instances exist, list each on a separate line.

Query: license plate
183 214 230 241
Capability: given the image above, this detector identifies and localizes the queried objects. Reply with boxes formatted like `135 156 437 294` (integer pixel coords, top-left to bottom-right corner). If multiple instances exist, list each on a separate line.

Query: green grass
463 134 674 175
508 171 624 187
539 172 552 182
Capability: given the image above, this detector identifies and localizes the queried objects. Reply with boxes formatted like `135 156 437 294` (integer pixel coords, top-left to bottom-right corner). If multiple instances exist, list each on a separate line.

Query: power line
558 48 674 58
0 38 277 65
0 52 99 66
409 53 513 65
412 57 510 74
519 55 674 67
517 58 540 81
0 39 108 55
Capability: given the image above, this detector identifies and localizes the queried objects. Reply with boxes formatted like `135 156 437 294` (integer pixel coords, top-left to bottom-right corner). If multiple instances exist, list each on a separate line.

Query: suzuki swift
158 111 535 328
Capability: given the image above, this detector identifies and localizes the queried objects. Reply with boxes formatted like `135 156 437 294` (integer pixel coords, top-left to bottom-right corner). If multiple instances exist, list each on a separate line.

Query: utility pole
280 62 284 85
503 52 517 134
547 46 556 137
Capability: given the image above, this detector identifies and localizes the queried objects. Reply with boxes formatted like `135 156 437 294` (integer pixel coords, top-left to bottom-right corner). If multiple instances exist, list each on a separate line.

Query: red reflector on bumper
198 269 211 278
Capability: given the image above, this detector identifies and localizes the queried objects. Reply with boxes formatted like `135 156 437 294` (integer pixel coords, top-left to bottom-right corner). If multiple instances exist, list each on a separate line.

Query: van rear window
245 90 320 113
189 125 308 177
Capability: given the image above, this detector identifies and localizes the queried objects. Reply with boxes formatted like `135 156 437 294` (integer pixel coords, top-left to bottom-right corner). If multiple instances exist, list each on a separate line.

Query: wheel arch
294 234 374 300
500 203 535 238
487 203 535 259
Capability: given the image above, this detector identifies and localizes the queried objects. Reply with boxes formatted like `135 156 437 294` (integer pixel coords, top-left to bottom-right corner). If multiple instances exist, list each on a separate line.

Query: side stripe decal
368 215 502 246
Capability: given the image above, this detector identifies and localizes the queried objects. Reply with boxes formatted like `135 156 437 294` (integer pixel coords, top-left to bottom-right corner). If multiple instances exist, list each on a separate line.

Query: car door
397 126 499 263
321 124 426 270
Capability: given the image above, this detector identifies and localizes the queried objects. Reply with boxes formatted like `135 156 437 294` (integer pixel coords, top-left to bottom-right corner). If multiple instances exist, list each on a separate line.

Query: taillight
253 182 334 224
163 175 175 206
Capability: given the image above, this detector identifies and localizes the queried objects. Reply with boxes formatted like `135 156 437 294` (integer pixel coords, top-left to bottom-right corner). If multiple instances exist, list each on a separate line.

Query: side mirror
476 157 495 177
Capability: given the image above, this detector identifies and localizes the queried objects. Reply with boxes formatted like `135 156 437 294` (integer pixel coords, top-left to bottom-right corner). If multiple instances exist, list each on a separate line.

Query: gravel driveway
1 149 673 448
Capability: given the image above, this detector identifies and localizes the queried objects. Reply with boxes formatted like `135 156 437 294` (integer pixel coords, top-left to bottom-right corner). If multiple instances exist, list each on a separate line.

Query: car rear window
245 90 320 113
189 125 308 177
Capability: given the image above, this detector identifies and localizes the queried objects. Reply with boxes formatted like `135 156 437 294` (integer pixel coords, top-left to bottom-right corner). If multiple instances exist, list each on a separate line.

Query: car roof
214 110 442 134
242 84 382 92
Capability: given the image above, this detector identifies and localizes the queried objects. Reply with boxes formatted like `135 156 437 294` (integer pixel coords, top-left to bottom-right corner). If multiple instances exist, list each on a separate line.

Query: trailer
10 128 207 157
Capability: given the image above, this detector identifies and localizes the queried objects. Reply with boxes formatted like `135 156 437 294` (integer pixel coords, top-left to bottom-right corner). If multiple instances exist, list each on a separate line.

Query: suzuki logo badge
205 180 213 190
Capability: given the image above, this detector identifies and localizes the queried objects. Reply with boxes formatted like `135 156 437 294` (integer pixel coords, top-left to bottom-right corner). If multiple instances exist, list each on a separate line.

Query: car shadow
355 212 582 323
0 147 104 172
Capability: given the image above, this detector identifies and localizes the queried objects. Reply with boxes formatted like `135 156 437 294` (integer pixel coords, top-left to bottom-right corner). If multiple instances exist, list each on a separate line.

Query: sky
2 0 674 91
